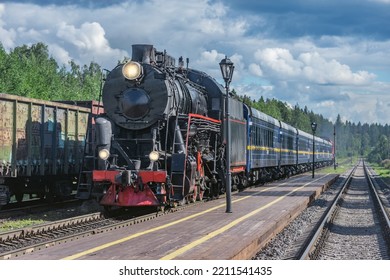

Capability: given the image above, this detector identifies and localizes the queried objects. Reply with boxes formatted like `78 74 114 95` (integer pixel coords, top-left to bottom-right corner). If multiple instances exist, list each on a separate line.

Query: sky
1 0 390 125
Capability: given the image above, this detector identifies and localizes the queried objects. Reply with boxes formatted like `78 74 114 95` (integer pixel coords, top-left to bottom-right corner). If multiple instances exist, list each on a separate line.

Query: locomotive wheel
190 184 197 203
170 201 178 208
209 182 220 199
238 176 248 191
196 165 205 201
196 185 204 201
173 197 187 206
171 197 187 207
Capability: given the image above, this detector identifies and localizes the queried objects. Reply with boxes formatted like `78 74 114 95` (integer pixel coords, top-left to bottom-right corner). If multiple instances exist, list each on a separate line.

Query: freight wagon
0 93 101 208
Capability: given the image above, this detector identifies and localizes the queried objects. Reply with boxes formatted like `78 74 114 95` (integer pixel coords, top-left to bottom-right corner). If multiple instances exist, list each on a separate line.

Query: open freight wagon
0 93 101 208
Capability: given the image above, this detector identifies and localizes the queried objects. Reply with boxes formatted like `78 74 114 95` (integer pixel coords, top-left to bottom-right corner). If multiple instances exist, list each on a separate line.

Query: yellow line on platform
160 175 327 260
62 174 328 260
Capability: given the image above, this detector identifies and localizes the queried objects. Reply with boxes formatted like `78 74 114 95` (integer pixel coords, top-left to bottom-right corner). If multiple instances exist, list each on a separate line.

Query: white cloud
52 21 128 67
0 4 16 49
248 63 263 77
56 22 111 54
374 98 390 123
1 1 390 125
48 44 72 66
254 48 376 86
255 48 302 78
337 93 389 124
197 49 224 66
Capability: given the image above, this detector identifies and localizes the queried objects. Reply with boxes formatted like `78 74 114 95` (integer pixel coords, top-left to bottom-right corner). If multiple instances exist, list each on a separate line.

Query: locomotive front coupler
114 169 139 188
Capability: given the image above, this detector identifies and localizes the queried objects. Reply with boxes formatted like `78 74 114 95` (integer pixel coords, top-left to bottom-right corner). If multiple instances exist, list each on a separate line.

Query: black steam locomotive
76 44 333 209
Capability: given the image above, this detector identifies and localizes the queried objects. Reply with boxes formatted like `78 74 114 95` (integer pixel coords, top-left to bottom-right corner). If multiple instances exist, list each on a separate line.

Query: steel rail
364 161 390 237
299 160 390 259
298 163 358 259
0 198 205 259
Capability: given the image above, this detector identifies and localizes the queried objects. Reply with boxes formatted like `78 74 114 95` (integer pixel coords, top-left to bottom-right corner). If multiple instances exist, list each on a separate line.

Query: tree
0 42 102 101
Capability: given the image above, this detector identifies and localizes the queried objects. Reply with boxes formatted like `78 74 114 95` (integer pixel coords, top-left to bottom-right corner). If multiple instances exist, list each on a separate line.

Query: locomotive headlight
122 61 143 80
98 149 110 160
149 151 159 162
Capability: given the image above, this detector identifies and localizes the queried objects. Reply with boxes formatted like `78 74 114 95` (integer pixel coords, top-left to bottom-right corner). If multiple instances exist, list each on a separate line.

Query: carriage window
288 136 293 150
254 126 258 145
260 127 263 146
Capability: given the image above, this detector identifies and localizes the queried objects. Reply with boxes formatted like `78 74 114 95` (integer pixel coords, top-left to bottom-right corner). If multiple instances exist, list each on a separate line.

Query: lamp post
311 122 317 179
219 56 234 213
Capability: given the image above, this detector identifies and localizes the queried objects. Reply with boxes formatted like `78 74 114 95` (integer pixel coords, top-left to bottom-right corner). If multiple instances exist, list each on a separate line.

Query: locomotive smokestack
131 44 156 64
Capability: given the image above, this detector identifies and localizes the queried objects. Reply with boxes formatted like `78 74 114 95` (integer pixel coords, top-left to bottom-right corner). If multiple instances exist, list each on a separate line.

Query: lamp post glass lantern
219 56 234 213
311 122 317 179
219 56 234 84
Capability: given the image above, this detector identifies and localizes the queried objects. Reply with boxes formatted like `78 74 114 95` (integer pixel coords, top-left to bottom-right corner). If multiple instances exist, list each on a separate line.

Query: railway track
0 199 83 221
0 168 338 259
0 171 318 260
0 198 207 259
298 160 390 259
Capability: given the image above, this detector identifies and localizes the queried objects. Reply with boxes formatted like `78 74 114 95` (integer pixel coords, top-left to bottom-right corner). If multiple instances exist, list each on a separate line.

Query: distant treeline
0 42 102 101
1 42 389 164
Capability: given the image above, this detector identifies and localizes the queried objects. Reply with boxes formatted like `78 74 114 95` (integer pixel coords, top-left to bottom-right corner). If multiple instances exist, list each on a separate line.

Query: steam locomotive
76 44 333 209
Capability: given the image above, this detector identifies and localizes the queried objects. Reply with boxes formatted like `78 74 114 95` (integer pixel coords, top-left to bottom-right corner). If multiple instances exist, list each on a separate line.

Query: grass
369 162 390 176
0 218 45 232
368 162 390 185
318 165 345 174
318 157 356 175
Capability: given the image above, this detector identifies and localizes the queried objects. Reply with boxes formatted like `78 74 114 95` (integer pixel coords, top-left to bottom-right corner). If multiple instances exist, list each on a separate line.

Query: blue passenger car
244 103 333 184
279 121 297 169
297 129 313 171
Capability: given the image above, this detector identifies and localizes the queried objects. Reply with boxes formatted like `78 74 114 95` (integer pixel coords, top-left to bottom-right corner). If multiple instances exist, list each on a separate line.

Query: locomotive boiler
77 44 232 209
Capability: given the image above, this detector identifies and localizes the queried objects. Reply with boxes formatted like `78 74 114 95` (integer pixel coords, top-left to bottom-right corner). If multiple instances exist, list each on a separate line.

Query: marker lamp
98 149 110 160
149 151 159 162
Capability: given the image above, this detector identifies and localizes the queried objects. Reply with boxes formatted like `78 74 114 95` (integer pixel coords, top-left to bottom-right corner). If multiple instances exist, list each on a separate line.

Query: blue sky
1 0 390 125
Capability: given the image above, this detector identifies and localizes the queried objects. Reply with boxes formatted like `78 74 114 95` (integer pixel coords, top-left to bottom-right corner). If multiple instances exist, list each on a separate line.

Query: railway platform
13 172 339 260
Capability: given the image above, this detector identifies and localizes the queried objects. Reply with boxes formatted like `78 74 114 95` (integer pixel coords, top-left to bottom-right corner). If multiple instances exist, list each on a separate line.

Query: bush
380 159 390 169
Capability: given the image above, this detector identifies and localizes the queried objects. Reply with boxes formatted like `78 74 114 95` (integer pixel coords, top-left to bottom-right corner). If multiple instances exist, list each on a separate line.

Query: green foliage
0 218 45 232
0 42 102 101
381 159 390 169
370 162 390 185
367 135 390 164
